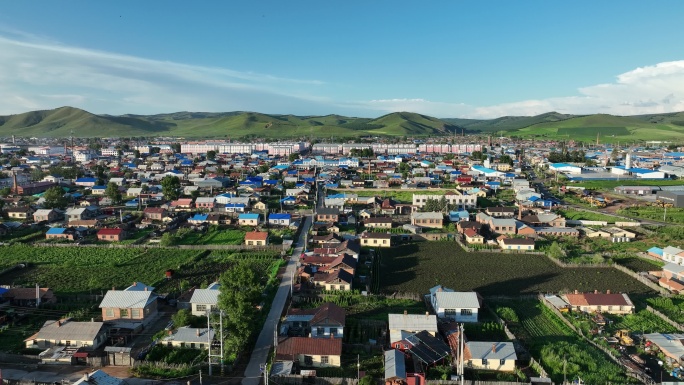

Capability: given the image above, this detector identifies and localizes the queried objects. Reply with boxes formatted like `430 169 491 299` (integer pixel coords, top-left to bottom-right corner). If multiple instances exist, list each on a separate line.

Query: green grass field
572 179 684 190
555 208 617 223
176 227 246 245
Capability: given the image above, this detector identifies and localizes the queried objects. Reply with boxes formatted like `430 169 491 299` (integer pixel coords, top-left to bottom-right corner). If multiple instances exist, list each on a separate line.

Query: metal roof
384 349 407 380
189 287 220 305
162 326 215 344
32 319 104 343
434 291 480 310
388 314 438 334
467 341 517 361
99 290 156 309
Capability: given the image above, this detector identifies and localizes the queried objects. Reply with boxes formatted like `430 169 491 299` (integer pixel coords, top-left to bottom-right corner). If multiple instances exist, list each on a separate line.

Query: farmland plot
494 300 636 384
379 242 655 296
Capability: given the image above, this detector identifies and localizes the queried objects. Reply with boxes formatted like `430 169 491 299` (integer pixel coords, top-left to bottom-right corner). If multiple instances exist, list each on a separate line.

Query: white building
429 285 480 323
412 193 477 209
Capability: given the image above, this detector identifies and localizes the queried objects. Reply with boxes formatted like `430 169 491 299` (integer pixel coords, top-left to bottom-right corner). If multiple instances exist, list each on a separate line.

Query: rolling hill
1 106 684 142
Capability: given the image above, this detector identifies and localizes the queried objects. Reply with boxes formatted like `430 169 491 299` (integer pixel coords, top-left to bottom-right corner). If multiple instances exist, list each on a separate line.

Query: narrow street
242 215 312 385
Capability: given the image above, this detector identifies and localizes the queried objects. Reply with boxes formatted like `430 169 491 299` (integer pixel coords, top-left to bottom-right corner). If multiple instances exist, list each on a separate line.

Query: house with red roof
275 336 342 367
245 231 269 246
561 290 634 314
97 228 125 242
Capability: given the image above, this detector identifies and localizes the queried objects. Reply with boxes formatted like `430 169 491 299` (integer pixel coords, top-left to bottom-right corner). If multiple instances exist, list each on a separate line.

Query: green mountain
1 106 684 142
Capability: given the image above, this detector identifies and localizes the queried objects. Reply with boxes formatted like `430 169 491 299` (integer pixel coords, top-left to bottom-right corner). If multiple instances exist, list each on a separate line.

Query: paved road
242 215 312 385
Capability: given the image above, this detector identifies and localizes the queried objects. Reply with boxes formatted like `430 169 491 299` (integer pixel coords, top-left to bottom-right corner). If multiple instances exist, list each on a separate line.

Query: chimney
84 373 89 382
57 320 62 327
144 287 148 291
168 329 173 336
112 286 116 291
133 282 137 287
491 343 496 353
91 318 94 322
13 172 18 195
594 290 598 294
403 310 407 316
574 289 578 295
36 283 41 308
606 290 611 294
196 329 200 336
425 312 429 318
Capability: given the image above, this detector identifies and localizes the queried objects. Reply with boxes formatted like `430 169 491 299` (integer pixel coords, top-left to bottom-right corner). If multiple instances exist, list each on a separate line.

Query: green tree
218 262 263 356
133 150 141 159
105 182 122 204
0 187 11 197
171 308 192 328
43 186 68 209
31 168 46 181
359 376 375 385
171 143 181 153
9 158 20 167
161 175 181 201
288 153 300 162
207 150 217 161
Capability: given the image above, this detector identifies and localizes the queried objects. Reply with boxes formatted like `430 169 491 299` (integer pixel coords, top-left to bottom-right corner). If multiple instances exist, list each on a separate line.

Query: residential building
33 208 60 223
429 286 480 322
238 213 261 226
162 327 215 350
364 217 393 229
275 337 342 367
99 289 158 322
25 319 107 350
188 282 220 316
465 342 517 372
498 237 535 251
412 192 477 209
562 291 635 314
97 228 125 242
316 208 340 223
245 231 269 246
388 313 438 345
360 232 392 248
411 212 443 229
268 213 292 226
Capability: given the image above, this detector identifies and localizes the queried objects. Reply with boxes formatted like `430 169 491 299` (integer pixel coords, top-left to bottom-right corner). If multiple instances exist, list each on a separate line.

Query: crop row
495 300 636 384
379 242 655 296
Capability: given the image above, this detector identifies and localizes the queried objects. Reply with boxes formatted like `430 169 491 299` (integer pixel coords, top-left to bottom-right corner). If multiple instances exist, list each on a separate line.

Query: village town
2 136 684 385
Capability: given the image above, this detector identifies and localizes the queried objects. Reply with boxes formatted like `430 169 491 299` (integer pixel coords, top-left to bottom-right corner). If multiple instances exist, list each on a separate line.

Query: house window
106 308 114 317
482 359 488 366
65 340 71 346
131 308 141 318
461 309 473 316
120 309 129 317
317 327 325 336
191 343 196 349
321 356 329 364
395 343 401 349
500 359 506 365
330 328 337 336
445 309 456 318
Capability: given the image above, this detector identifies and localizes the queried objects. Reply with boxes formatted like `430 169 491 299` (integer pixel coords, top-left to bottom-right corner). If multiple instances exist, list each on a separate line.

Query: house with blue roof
46 227 76 241
224 203 246 213
280 196 297 205
91 185 107 195
449 210 470 223
75 177 98 187
189 214 209 224
238 213 261 226
268 213 292 226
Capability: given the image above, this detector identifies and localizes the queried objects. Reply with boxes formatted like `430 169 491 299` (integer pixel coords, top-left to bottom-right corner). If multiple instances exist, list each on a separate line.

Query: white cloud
0 34 335 116
350 61 684 119
0 29 683 120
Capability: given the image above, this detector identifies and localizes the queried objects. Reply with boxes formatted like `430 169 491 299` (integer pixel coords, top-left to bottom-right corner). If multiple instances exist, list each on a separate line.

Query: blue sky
0 1 683 118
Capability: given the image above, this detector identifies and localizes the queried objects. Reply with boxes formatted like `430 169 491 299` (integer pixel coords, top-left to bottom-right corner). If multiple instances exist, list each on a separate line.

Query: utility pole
357 354 360 381
207 309 212 376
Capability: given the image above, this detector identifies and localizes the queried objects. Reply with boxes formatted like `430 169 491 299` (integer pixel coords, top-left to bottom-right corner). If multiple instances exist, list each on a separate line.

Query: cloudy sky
0 1 683 118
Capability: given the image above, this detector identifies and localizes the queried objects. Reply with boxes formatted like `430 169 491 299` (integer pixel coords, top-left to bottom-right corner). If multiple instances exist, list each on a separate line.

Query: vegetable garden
379 242 655 297
493 300 637 384
0 245 281 294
